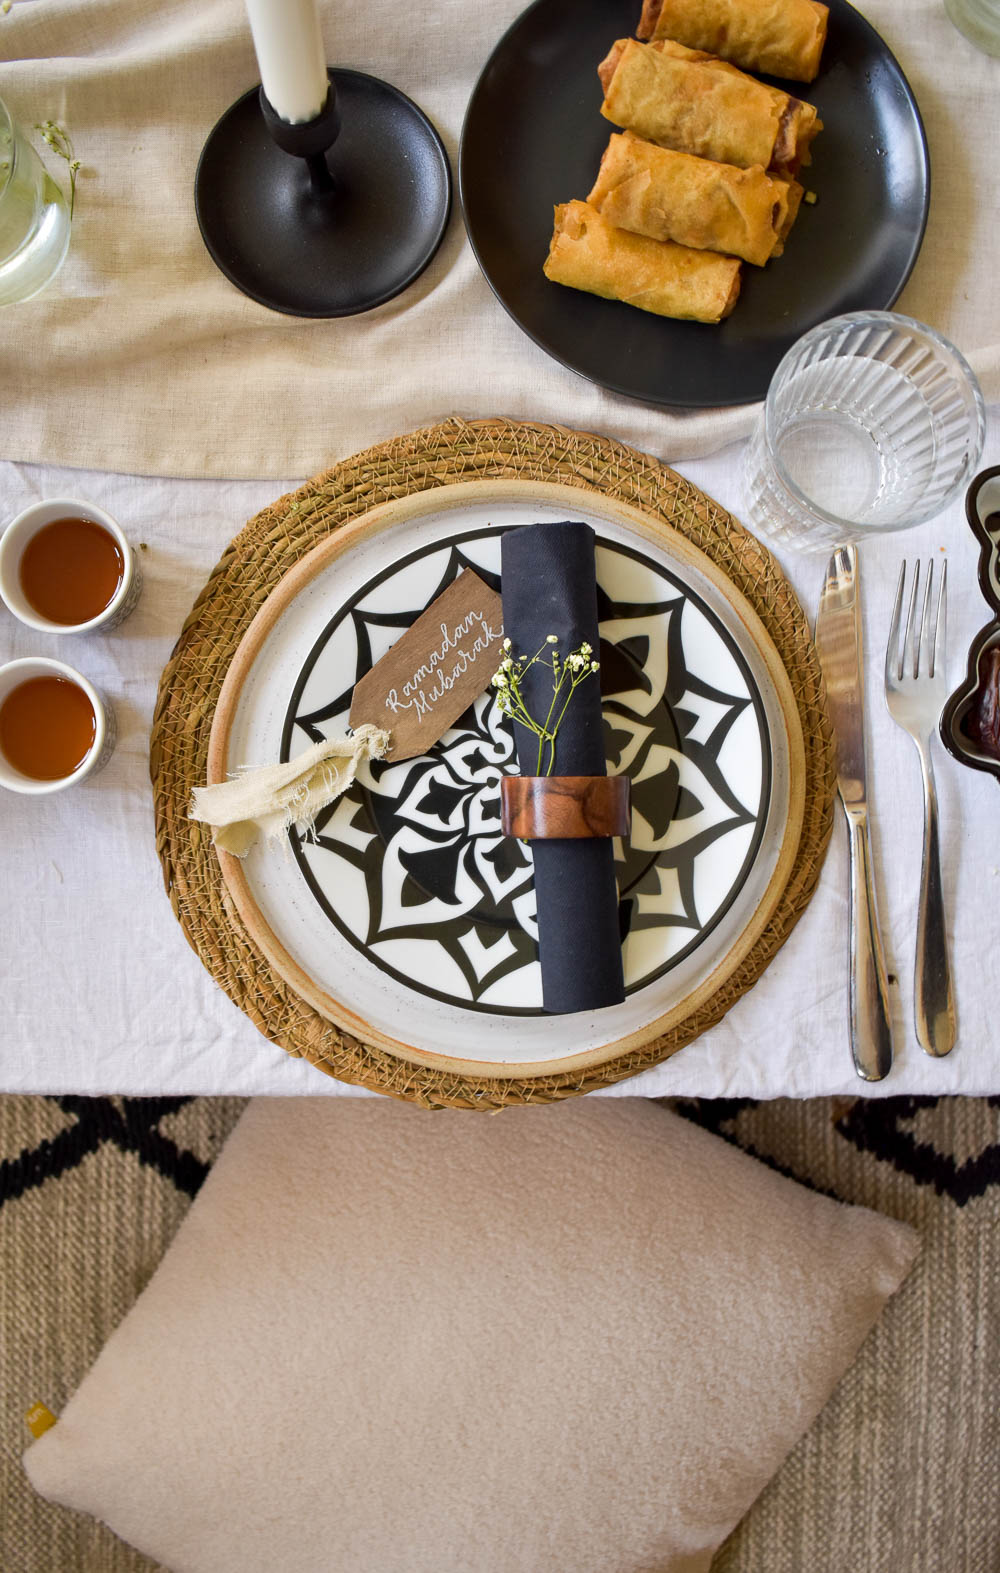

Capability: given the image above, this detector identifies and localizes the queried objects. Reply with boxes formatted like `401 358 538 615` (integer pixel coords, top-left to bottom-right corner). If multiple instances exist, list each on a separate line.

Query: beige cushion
24 1098 918 1573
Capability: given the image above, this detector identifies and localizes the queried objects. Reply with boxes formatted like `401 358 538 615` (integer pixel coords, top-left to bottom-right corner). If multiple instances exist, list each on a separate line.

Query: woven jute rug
150 415 835 1107
2 1092 998 1573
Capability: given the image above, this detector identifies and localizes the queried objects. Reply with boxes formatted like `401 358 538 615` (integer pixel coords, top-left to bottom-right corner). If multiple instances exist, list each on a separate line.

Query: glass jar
944 0 1000 55
0 95 71 305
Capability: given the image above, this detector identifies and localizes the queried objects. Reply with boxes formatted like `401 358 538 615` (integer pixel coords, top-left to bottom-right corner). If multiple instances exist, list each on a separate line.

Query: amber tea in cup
0 673 96 779
19 516 124 625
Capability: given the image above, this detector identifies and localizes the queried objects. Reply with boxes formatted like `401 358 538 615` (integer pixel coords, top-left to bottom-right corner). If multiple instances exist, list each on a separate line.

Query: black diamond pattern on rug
835 1095 1000 1206
0 1096 211 1212
673 1094 1000 1209
4 1094 999 1221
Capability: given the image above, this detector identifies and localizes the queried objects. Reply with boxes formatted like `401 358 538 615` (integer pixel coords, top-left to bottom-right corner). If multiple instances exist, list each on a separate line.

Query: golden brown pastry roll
637 0 828 82
626 34 822 159
770 176 804 255
587 132 792 266
599 38 820 176
543 200 741 322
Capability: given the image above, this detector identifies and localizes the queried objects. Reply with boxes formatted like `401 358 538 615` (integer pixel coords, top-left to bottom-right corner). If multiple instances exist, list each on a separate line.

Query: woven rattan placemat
150 417 836 1108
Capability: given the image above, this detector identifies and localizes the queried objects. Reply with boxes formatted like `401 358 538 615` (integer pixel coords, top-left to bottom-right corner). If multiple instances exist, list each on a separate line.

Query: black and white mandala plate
282 530 770 1014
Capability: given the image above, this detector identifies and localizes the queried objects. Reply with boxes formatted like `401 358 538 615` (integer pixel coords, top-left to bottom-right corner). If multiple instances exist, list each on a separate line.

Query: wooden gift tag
349 569 505 762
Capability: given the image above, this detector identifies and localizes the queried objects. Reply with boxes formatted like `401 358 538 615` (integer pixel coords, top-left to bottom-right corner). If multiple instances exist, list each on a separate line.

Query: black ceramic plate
459 0 930 407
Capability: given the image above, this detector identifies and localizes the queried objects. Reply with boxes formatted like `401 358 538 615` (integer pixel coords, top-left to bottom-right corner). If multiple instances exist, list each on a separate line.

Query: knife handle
846 808 893 1082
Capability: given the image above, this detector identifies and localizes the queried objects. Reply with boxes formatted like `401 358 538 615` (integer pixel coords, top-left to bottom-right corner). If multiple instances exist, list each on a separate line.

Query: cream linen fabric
189 723 390 855
25 1098 919 1573
0 0 997 481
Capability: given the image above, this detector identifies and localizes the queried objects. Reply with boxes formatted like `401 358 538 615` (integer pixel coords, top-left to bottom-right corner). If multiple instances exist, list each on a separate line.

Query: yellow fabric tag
25 1401 57 1438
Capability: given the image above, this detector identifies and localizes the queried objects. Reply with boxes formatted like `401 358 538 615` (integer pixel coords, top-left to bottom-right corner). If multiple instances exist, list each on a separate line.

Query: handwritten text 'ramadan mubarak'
384 608 503 721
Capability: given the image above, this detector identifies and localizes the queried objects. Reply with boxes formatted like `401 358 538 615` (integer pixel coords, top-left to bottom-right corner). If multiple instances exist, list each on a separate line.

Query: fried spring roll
637 0 828 83
612 36 822 158
543 200 741 323
771 175 804 255
599 38 820 175
587 131 795 265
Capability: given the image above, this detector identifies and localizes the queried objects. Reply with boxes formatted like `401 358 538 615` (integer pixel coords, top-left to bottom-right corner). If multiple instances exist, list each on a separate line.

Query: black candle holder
195 68 451 318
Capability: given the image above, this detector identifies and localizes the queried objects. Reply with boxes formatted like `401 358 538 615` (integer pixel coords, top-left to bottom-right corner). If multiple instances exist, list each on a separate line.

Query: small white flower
546 634 558 644
502 637 511 650
591 661 600 672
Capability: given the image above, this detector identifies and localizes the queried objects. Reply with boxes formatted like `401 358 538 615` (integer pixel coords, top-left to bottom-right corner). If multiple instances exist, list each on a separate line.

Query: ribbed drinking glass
741 312 986 553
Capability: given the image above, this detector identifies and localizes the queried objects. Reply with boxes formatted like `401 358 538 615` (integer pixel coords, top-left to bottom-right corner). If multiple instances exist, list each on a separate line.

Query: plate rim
457 0 932 409
208 477 806 1077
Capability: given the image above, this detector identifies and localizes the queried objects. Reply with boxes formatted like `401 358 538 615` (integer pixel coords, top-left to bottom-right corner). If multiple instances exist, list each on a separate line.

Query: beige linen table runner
0 0 997 481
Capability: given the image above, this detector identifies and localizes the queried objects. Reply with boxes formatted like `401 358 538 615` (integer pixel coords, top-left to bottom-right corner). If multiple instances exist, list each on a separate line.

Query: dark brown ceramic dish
459 0 930 409
939 466 1000 783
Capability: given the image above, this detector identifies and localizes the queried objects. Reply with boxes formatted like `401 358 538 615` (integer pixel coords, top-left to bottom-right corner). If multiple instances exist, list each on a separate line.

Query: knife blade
815 545 893 1082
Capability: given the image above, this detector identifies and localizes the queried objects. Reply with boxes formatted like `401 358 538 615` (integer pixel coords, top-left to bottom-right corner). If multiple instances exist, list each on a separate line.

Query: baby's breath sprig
491 633 600 776
34 120 81 219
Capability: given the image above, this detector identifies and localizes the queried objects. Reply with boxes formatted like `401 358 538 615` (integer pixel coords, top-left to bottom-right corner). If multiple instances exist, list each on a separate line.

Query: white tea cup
0 657 117 794
0 497 141 634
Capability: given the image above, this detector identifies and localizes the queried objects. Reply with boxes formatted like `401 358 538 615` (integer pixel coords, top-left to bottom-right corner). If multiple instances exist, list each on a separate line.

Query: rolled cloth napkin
500 522 625 1014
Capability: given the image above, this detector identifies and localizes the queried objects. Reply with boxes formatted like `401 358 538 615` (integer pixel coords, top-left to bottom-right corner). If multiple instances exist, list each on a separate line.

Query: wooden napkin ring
500 775 631 840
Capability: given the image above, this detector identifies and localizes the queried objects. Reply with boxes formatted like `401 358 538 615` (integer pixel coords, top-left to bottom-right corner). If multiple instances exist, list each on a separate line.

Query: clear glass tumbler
944 0 1000 55
741 311 986 554
0 95 71 305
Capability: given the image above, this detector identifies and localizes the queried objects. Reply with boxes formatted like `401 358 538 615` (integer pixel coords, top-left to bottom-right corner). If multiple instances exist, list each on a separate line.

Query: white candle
244 0 329 125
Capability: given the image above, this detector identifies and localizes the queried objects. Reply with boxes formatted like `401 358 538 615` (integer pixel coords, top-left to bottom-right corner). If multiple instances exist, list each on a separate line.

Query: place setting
150 423 833 1103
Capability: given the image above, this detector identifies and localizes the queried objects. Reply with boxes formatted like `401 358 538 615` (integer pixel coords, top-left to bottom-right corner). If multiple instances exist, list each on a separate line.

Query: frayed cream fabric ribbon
189 724 392 858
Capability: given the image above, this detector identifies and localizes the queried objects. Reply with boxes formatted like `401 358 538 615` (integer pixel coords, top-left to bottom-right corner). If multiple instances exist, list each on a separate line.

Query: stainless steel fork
884 560 956 1057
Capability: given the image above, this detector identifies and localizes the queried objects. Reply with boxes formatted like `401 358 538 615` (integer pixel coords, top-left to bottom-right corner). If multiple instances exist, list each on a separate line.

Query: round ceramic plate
459 0 930 407
209 481 805 1076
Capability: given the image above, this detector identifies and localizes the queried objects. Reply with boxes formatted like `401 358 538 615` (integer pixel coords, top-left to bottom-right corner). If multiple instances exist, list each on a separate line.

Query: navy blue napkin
500 521 625 1014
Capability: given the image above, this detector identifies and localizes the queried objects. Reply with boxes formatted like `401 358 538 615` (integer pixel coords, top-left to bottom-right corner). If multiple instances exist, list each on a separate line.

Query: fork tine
932 559 947 681
886 560 906 684
918 559 935 679
905 559 921 680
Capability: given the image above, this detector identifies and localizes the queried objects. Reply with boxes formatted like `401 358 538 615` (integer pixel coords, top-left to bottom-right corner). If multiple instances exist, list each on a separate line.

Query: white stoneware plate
208 481 805 1076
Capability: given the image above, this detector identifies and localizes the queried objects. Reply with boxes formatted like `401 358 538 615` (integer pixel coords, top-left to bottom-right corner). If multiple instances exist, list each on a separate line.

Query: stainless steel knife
815 545 893 1082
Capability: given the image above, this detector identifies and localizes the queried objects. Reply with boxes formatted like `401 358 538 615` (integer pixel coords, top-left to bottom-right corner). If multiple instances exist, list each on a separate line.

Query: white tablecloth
2 418 998 1099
